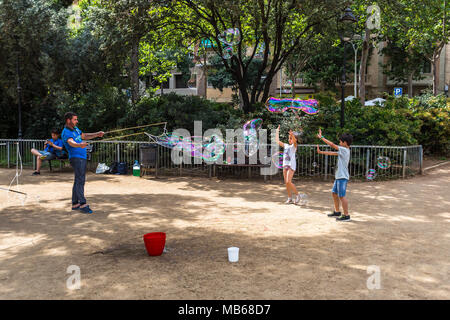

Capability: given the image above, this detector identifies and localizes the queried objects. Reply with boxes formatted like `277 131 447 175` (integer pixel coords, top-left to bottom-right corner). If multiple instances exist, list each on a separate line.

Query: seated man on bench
31 128 67 175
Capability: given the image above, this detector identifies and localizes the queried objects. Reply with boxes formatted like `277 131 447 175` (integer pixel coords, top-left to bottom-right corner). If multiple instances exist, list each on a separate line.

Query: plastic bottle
133 160 140 177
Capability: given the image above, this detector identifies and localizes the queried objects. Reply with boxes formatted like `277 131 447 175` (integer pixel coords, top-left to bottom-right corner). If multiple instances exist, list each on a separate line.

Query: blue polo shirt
61 126 86 160
44 138 64 157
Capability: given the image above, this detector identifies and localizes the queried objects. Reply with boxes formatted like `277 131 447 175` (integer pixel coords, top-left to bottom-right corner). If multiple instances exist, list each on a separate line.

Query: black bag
106 162 118 174
117 162 128 175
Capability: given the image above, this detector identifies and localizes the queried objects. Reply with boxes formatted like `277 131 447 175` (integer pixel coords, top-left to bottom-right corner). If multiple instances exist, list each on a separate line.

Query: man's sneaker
327 211 341 217
336 215 351 222
285 198 293 204
32 171 40 176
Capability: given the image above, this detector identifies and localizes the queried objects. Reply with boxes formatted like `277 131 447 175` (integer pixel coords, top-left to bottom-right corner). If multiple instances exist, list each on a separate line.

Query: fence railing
0 139 423 180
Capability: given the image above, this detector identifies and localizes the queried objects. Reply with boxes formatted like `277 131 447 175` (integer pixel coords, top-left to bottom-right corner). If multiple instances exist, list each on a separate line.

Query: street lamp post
340 44 347 128
339 7 357 128
17 54 23 140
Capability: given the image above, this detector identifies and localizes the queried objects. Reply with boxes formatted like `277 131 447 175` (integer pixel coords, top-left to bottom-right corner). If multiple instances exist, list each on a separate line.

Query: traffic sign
394 87 403 97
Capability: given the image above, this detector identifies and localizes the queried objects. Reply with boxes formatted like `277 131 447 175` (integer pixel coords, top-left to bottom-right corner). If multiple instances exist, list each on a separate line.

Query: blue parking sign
394 87 403 97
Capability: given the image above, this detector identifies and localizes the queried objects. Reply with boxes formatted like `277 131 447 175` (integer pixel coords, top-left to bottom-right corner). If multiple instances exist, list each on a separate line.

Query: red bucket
143 232 166 256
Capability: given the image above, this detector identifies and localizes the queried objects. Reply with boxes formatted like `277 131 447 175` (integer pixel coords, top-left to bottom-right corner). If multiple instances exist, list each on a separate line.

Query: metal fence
0 139 423 181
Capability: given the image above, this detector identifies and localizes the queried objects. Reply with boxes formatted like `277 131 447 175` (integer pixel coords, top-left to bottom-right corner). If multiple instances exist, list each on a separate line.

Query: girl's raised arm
276 125 284 148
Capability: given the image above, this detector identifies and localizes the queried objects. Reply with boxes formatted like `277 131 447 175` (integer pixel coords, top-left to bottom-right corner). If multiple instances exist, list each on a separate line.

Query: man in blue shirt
61 112 104 214
31 129 66 175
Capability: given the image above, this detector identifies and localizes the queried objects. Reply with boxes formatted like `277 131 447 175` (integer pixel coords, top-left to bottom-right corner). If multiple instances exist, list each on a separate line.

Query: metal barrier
0 139 423 180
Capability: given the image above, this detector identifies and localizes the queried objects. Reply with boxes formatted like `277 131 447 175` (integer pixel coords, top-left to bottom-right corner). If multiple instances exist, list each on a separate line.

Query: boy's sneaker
285 198 293 204
336 215 351 222
32 171 40 176
327 211 341 217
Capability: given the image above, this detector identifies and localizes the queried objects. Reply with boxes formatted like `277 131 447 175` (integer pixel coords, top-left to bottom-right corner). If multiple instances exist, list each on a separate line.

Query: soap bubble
272 152 283 169
223 45 234 59
218 28 241 46
243 119 262 157
299 193 308 205
366 169 377 181
154 133 225 162
265 97 319 115
377 156 391 169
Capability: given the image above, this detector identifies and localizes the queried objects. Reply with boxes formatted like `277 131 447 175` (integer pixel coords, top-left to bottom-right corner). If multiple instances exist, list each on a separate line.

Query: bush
5 86 448 156
410 93 450 155
292 91 447 155
119 93 240 138
271 93 421 147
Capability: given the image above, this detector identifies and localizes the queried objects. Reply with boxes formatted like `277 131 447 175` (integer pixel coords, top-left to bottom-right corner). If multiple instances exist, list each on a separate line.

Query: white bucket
227 247 239 262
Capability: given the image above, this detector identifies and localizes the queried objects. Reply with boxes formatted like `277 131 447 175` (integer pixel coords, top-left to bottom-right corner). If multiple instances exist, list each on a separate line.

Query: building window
175 74 188 88
421 60 431 74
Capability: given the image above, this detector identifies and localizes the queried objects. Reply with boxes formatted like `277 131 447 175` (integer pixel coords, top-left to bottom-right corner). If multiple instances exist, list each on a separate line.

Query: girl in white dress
276 125 301 204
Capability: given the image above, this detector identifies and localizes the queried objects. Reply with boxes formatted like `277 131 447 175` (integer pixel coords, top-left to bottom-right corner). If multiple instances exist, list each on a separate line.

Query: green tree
379 0 450 95
380 40 426 98
81 0 170 103
0 0 69 137
170 0 347 113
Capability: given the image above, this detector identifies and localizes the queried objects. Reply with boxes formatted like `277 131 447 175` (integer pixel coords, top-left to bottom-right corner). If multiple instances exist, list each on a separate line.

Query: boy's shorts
332 179 348 197
38 150 57 160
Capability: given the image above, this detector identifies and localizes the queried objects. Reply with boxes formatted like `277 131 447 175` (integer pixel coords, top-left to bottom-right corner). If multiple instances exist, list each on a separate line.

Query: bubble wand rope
92 122 168 142
6 142 27 204
103 122 167 135
98 131 148 141
0 186 27 195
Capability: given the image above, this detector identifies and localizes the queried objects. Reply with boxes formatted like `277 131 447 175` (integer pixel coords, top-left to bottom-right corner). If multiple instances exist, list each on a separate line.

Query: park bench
46 144 94 172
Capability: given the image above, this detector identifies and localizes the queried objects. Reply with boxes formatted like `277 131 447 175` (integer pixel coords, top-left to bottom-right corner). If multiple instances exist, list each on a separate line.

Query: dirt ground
0 164 449 300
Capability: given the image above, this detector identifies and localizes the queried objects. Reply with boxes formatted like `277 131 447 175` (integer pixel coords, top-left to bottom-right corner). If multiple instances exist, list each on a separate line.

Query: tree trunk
431 58 438 96
408 71 413 98
130 36 140 104
359 28 370 105
239 82 251 113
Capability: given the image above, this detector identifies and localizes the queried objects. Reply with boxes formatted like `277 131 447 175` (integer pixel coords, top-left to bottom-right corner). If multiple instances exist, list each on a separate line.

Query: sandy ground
0 164 449 300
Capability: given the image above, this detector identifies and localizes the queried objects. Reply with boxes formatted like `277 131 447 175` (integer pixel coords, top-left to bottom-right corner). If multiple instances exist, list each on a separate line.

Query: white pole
353 43 358 98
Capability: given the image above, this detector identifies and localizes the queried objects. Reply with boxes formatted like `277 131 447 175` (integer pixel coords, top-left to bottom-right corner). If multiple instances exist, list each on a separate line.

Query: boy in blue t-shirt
31 129 66 175
61 112 104 214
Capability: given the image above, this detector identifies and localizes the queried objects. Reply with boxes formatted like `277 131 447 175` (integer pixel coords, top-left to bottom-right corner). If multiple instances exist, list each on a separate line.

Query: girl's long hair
290 132 298 149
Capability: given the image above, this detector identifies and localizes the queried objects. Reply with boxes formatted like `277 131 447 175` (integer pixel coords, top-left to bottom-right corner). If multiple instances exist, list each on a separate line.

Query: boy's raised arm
316 145 338 156
317 128 339 150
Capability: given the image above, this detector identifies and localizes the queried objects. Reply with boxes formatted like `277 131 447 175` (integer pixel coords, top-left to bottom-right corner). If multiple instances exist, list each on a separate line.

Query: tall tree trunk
429 43 445 96
261 69 279 105
238 80 251 113
130 36 140 104
431 58 438 96
359 28 370 105
408 71 413 98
